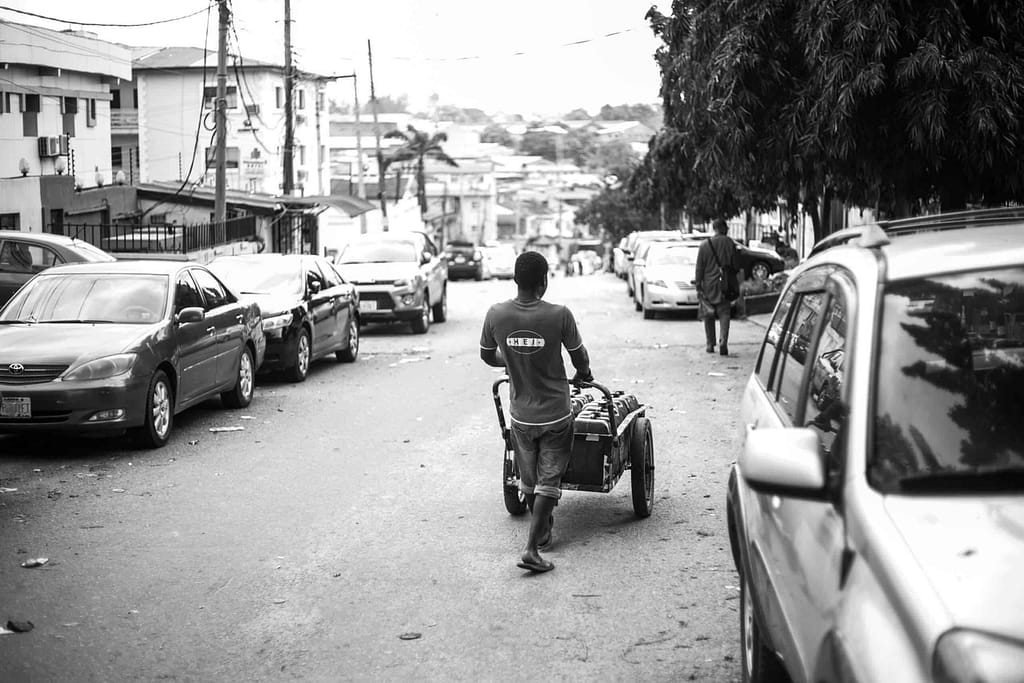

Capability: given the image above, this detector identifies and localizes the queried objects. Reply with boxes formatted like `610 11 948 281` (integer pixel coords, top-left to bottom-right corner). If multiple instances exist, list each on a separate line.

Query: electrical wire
0 3 214 28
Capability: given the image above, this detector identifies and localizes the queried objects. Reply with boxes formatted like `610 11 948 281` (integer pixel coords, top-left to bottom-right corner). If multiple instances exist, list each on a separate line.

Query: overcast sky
2 0 671 117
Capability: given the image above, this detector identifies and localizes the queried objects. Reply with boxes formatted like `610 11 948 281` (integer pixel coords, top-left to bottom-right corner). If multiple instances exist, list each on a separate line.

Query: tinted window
190 268 231 309
804 290 850 470
774 291 825 423
756 286 796 388
337 240 418 264
174 273 204 313
316 259 343 288
0 273 168 323
870 266 1024 492
304 258 326 292
0 241 60 274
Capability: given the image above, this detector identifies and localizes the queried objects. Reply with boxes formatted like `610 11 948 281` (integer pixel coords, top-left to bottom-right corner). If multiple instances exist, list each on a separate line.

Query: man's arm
568 345 592 383
480 346 505 368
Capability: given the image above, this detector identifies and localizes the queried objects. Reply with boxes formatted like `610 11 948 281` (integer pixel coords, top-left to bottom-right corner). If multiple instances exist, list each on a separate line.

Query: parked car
620 229 684 283
209 254 359 382
626 233 684 297
335 231 447 334
612 236 630 278
0 260 265 448
443 240 484 280
0 230 116 308
681 232 786 281
727 211 1024 683
481 244 516 280
632 241 702 318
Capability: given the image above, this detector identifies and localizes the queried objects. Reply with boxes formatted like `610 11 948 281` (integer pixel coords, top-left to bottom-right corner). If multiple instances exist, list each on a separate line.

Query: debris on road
399 632 422 641
112 488 126 493
0 487 18 493
209 426 245 433
21 558 48 568
5 620 34 633
707 372 725 377
240 415 254 420
272 599 287 605
188 440 199 445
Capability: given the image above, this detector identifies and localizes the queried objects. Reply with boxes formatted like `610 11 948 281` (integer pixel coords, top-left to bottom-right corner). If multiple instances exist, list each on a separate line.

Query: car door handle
206 326 216 335
235 314 243 322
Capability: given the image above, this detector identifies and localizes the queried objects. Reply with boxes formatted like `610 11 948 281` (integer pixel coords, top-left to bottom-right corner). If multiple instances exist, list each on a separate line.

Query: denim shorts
510 416 574 500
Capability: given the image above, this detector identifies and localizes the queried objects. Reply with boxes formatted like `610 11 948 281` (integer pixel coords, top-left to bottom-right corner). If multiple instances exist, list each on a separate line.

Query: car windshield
68 241 117 262
210 259 301 296
338 240 417 264
870 266 1024 492
648 246 698 266
0 273 169 324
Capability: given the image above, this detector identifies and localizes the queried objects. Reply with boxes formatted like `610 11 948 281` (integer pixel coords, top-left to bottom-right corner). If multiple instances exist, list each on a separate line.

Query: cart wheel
503 448 529 516
629 417 654 518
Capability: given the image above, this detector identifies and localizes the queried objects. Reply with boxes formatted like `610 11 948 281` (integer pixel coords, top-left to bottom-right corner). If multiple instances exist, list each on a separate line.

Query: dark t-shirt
480 298 584 426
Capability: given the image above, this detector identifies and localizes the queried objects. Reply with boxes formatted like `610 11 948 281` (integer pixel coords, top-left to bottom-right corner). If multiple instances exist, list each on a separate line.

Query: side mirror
176 306 205 324
421 251 432 265
308 279 322 294
739 427 828 500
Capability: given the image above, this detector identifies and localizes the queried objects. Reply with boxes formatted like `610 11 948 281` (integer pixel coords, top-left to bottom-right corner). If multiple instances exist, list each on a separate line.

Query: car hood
885 496 1024 639
335 262 418 283
0 323 155 364
240 293 303 317
645 264 696 282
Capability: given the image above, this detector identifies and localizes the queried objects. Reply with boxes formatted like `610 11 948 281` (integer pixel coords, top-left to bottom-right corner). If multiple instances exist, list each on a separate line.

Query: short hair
712 218 728 234
514 251 548 288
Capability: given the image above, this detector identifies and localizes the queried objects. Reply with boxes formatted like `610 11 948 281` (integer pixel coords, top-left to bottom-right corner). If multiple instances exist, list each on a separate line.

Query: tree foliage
364 94 409 114
643 0 1024 239
480 124 514 146
383 126 458 220
597 103 659 122
574 168 663 242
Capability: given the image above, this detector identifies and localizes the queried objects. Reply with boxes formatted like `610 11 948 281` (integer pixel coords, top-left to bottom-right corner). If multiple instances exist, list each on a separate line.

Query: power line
0 3 214 28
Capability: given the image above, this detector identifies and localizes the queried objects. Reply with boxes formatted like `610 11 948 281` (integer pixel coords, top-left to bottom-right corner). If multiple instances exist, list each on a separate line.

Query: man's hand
572 368 593 384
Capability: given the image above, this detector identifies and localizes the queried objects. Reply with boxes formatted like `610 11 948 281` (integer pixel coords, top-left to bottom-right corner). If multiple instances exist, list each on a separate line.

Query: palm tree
383 125 458 227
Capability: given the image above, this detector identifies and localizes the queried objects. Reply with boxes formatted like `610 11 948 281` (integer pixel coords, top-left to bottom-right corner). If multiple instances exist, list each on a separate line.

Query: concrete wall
0 176 42 230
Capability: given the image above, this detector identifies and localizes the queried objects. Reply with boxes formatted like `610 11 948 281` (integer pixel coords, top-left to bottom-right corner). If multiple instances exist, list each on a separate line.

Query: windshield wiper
896 468 1024 492
40 319 117 324
240 291 270 295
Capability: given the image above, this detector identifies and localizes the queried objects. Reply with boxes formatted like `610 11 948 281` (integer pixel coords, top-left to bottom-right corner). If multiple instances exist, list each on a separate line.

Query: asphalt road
0 272 766 682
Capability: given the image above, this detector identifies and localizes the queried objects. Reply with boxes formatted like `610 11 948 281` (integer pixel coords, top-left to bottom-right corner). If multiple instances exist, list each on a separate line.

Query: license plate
359 300 377 312
0 397 31 419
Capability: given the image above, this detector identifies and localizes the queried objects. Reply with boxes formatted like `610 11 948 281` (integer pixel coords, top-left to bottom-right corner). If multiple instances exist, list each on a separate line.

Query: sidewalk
741 312 772 329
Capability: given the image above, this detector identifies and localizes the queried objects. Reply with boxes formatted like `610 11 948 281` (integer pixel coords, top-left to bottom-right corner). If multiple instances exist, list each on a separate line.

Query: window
296 88 305 110
132 88 138 108
174 273 204 314
0 242 60 274
111 89 121 109
304 262 326 293
205 146 240 169
316 258 343 288
87 98 97 127
0 214 19 230
804 288 850 468
298 145 306 165
189 268 231 309
275 86 283 109
203 85 238 109
774 291 826 423
3 92 21 114
756 287 796 387
23 94 39 137
62 97 79 114
111 147 123 168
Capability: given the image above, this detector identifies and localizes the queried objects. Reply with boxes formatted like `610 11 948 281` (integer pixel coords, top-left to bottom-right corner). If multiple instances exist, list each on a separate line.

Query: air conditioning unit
37 136 61 158
245 103 260 116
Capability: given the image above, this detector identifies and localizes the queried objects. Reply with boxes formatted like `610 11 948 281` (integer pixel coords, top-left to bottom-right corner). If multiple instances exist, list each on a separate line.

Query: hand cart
491 377 655 518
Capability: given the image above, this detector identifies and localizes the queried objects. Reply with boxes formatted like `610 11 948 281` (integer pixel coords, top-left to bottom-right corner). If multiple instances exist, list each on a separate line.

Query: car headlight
649 279 668 289
64 353 137 381
262 312 293 331
934 629 1024 683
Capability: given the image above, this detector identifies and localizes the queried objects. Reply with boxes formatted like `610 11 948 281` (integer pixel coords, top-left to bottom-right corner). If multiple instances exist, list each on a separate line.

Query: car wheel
431 285 448 323
221 347 254 408
629 416 654 517
286 328 311 382
336 314 359 363
741 571 787 683
130 370 173 449
410 295 430 334
751 261 771 281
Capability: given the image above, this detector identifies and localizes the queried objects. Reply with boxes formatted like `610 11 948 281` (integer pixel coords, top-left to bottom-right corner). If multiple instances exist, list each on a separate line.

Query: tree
597 103 657 121
574 167 663 243
383 125 458 224
363 94 408 114
643 1 1024 241
586 140 641 173
564 108 592 120
481 124 513 147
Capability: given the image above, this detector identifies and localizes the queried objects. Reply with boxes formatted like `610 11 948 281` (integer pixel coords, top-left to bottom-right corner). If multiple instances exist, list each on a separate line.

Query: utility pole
367 39 388 230
214 0 229 223
282 0 295 196
351 73 365 204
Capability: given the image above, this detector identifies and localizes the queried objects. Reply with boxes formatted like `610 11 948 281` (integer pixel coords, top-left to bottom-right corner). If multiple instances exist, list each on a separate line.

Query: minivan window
870 266 1024 492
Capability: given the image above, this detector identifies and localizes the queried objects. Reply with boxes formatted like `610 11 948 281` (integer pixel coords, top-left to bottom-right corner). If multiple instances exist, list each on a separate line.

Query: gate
271 212 318 255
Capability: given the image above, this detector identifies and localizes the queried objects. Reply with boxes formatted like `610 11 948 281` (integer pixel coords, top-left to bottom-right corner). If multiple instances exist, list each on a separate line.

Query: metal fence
55 215 258 255
271 212 318 255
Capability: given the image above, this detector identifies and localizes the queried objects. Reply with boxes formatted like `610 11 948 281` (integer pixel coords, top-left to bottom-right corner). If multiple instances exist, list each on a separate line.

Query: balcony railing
110 109 139 130
57 216 258 255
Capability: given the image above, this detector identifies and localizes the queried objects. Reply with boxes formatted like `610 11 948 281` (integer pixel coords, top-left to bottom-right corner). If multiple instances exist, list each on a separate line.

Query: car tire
286 328 311 382
751 261 771 281
741 571 787 683
629 416 654 517
221 347 254 408
336 314 359 363
431 285 448 323
410 295 430 334
130 369 173 449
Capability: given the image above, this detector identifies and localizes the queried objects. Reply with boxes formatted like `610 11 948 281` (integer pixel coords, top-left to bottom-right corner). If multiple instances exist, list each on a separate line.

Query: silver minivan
727 210 1024 683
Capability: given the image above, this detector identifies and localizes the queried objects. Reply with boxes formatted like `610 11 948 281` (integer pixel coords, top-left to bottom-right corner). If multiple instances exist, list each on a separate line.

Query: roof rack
878 206 1024 235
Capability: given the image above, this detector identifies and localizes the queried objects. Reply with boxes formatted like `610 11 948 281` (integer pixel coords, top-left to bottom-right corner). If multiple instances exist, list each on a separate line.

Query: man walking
696 218 740 355
480 251 592 573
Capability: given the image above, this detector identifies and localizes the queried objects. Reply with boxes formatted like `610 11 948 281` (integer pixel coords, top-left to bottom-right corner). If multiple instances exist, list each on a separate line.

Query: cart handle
492 376 620 443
